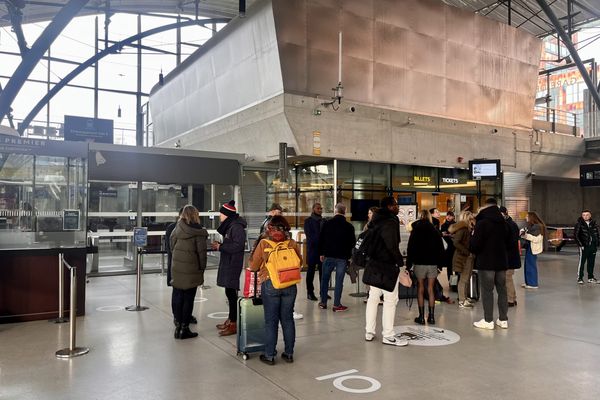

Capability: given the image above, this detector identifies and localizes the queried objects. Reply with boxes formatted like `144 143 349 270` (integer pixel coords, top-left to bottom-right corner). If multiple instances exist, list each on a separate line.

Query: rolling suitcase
467 270 480 301
237 272 265 360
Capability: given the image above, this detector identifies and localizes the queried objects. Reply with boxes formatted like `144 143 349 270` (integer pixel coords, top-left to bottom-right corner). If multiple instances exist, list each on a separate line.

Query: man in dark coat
318 203 356 312
364 197 407 346
470 198 511 330
500 206 521 307
574 209 600 284
212 200 248 336
304 202 324 301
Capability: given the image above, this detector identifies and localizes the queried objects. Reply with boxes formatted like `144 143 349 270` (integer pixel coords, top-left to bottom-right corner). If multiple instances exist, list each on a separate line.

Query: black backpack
351 225 381 267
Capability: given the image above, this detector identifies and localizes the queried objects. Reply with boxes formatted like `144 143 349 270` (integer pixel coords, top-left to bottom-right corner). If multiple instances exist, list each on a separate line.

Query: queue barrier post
55 258 90 358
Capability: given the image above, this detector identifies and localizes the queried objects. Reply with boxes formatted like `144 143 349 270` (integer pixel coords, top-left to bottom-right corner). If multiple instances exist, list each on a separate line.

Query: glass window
0 153 87 250
337 160 389 191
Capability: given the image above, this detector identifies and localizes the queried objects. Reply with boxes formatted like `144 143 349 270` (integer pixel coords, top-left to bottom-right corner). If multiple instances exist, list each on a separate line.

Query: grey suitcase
236 274 265 360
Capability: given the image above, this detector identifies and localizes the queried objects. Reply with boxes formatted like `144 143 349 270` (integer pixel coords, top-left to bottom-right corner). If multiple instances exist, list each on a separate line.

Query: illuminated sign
441 177 459 184
413 176 431 183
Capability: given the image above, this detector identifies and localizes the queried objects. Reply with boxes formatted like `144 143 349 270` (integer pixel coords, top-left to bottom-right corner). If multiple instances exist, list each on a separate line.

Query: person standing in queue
260 203 283 235
318 203 356 312
212 200 248 336
470 198 511 330
499 206 521 306
170 205 208 339
520 212 545 289
249 215 302 365
304 202 324 301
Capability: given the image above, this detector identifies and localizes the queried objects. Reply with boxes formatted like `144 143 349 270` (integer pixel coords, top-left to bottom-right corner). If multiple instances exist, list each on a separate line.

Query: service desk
0 247 87 323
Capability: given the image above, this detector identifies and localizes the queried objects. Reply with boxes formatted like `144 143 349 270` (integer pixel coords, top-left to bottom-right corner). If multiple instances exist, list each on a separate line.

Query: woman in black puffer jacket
407 210 445 325
170 205 208 339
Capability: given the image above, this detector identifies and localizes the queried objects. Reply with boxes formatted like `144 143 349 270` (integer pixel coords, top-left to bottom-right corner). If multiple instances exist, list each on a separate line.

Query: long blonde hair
459 211 476 230
419 209 432 224
180 205 200 225
527 211 546 236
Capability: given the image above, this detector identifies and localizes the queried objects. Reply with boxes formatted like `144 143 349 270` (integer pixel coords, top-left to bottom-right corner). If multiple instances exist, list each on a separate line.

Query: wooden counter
0 247 87 323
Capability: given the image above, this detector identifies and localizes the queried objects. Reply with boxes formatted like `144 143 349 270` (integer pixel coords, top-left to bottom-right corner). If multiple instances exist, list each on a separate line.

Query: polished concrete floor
2 248 600 399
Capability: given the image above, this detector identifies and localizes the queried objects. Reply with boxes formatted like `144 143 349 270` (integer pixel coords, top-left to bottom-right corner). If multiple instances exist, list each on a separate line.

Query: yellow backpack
263 239 302 289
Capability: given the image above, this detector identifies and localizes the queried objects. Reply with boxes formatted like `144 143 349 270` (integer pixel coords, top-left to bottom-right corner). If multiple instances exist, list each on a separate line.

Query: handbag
449 274 459 286
399 269 412 288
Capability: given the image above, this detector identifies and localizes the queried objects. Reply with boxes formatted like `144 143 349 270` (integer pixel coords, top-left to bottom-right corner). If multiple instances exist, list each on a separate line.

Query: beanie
220 200 237 217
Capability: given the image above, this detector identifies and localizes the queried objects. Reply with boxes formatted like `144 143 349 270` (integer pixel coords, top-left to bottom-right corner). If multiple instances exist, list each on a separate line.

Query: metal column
136 14 143 147
535 0 600 109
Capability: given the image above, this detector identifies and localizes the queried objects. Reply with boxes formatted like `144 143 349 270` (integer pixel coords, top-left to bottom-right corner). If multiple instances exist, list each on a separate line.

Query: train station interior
1 0 600 399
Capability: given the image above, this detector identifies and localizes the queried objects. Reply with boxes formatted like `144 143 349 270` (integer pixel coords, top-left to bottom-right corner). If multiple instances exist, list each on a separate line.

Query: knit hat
220 200 237 217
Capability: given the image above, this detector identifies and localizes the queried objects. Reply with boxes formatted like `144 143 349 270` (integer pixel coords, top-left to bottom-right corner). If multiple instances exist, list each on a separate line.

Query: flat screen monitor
469 159 500 180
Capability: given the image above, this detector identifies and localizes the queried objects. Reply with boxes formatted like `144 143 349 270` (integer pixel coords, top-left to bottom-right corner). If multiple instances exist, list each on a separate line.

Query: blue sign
64 115 114 144
133 227 148 247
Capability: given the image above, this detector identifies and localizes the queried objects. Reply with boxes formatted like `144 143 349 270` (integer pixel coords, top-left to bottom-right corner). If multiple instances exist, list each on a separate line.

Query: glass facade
247 160 502 232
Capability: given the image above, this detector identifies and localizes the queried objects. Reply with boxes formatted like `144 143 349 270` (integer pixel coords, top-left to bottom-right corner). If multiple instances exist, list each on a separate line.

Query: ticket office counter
0 135 88 323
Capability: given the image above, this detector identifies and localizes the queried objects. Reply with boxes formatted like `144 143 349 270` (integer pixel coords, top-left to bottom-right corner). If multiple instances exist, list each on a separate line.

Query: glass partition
0 152 87 250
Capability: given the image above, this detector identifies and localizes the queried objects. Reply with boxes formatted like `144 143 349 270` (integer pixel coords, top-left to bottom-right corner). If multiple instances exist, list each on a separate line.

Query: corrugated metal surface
504 171 532 224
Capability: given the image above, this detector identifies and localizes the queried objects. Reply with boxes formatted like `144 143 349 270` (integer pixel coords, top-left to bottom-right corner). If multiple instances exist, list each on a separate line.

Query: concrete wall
532 179 600 225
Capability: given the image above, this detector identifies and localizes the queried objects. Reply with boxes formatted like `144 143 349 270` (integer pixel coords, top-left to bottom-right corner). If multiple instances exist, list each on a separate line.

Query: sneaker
281 353 294 363
307 293 318 301
332 305 348 312
365 332 375 342
495 319 509 329
293 311 303 320
588 278 599 284
318 303 327 310
259 355 275 365
524 285 538 289
458 300 473 308
382 336 408 347
520 283 527 288
578 279 585 285
473 319 494 330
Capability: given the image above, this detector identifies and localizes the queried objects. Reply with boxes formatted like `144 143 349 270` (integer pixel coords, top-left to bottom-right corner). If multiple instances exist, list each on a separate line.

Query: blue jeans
524 246 538 286
320 257 347 306
261 280 297 359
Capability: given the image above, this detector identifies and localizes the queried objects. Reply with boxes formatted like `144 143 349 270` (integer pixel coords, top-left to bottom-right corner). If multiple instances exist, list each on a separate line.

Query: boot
179 324 198 339
174 322 182 339
427 306 435 325
218 321 237 336
216 319 231 330
414 306 425 325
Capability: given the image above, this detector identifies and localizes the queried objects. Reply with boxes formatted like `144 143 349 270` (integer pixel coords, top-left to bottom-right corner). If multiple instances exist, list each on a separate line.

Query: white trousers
365 278 399 338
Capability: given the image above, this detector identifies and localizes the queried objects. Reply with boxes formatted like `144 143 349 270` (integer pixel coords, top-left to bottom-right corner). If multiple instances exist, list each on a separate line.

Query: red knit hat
220 200 237 217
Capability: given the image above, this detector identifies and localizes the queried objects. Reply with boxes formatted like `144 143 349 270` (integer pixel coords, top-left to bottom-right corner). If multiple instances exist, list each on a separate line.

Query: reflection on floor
2 249 600 399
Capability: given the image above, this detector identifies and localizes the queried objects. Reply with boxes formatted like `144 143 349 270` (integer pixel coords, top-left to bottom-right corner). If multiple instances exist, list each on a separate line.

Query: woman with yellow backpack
249 215 302 365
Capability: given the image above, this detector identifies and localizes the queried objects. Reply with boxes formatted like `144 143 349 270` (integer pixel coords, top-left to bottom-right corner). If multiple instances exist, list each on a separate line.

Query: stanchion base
349 292 369 298
50 317 69 324
56 347 90 358
125 305 149 312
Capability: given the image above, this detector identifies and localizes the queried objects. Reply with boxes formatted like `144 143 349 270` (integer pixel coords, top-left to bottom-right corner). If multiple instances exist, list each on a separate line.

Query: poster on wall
397 204 417 257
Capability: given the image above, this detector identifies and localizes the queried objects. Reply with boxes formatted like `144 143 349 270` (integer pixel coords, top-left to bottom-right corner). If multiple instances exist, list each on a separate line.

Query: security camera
348 106 356 113
491 128 498 134
531 172 536 176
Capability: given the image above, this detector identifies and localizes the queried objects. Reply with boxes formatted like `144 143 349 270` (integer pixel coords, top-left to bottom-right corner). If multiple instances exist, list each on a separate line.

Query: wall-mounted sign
62 209 80 231
313 131 321 155
413 176 431 183
580 164 600 187
441 177 459 184
64 115 114 144
469 159 500 180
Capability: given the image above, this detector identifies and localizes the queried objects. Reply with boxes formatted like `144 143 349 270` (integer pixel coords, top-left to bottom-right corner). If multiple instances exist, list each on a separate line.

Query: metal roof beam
18 18 213 134
535 0 600 109
5 0 29 56
0 0 89 123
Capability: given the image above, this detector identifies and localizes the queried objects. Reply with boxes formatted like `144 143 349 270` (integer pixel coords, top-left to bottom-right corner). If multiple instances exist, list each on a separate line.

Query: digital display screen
469 160 500 179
